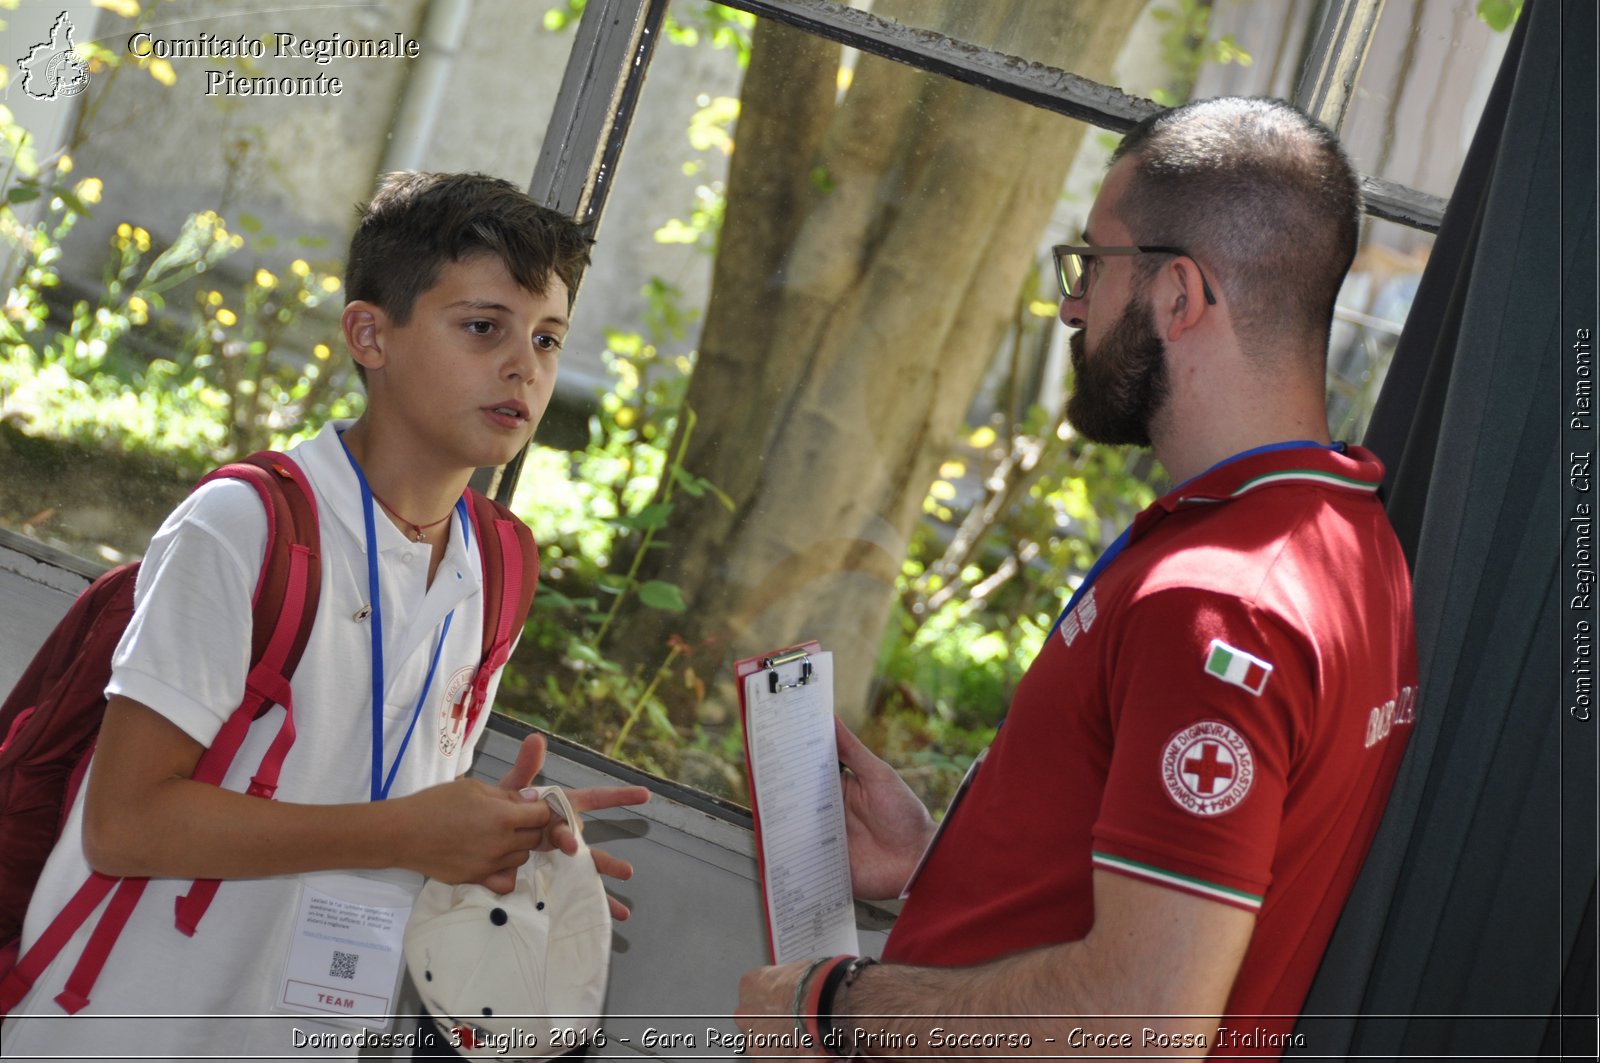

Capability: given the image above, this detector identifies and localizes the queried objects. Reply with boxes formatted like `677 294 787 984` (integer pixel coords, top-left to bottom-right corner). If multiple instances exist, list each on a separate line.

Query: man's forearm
832 944 1221 1060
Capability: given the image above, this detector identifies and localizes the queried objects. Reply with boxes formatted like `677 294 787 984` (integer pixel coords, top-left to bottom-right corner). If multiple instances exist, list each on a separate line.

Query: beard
1064 292 1170 447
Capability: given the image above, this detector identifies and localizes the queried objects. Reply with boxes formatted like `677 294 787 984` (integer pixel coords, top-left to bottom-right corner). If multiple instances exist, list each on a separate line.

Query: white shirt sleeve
108 479 269 747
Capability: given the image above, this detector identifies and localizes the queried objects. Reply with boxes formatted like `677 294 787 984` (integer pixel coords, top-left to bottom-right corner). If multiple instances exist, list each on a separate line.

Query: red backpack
0 452 537 1016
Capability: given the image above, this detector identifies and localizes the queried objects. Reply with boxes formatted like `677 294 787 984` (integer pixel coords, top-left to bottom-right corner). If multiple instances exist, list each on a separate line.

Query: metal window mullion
528 0 670 222
711 0 1441 232
488 0 1441 500
1293 0 1389 133
487 0 669 504
714 0 1163 131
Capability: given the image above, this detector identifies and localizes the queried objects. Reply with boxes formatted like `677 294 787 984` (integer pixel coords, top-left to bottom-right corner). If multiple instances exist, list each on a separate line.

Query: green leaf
670 465 707 497
637 580 687 612
613 501 673 532
50 186 90 218
536 586 579 610
566 639 622 673
7 184 41 204
1477 0 1523 31
644 698 675 737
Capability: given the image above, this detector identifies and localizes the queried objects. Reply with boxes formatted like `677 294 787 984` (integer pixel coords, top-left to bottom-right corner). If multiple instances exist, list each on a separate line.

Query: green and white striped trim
1230 468 1379 496
1175 468 1379 507
1092 851 1264 911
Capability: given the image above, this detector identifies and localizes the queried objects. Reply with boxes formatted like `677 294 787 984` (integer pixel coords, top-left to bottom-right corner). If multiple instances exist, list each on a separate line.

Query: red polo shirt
882 444 1417 1052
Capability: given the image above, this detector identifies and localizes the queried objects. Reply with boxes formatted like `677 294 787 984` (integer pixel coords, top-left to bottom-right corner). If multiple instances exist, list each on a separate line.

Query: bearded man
735 96 1418 1059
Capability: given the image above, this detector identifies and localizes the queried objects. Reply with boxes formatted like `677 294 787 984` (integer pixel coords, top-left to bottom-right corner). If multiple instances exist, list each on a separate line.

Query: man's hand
835 717 937 900
734 960 829 1057
478 732 651 919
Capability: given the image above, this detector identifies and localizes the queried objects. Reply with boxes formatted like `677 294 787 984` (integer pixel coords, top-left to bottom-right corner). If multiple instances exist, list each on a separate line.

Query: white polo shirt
3 421 511 1061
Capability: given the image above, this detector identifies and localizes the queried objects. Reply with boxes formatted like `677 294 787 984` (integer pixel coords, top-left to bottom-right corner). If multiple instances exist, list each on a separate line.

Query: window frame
491 0 1450 506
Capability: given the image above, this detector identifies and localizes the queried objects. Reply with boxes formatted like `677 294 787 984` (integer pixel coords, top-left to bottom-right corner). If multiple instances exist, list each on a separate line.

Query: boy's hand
392 774 561 886
480 733 651 918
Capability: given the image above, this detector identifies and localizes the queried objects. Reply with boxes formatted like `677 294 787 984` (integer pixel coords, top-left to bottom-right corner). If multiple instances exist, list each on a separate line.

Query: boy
1 172 648 1060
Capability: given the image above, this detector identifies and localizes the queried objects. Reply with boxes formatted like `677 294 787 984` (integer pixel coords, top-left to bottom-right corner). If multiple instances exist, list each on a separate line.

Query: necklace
366 487 453 542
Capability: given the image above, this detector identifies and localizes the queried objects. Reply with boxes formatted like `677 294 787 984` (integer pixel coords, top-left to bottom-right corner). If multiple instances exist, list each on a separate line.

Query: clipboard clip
764 649 813 694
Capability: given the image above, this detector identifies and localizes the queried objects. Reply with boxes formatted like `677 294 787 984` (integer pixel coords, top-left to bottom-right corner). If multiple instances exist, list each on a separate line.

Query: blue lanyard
1048 440 1340 637
338 436 467 801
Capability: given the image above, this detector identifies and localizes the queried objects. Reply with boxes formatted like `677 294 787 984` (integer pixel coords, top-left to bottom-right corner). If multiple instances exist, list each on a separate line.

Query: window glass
5 0 1458 811
1330 217 1433 443
499 0 1441 809
877 0 1512 204
868 0 1322 109
1340 0 1515 201
504 1 1146 805
0 0 577 564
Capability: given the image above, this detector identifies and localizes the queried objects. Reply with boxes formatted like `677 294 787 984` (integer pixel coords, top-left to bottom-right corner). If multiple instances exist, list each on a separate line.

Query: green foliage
656 94 738 254
1476 0 1524 32
1148 0 1254 107
517 1 1159 805
500 307 734 788
544 0 755 66
3 0 1163 811
872 270 1158 805
1 0 362 474
664 4 756 67
0 126 359 470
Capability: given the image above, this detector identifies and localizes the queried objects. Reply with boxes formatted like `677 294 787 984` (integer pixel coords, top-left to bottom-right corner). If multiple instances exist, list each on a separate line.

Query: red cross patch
1160 721 1255 816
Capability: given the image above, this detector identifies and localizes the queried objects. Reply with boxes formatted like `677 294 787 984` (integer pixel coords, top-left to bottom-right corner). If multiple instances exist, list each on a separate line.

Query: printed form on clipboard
736 642 860 965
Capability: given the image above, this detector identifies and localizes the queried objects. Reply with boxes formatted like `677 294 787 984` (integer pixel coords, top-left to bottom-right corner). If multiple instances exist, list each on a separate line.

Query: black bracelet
819 956 877 1056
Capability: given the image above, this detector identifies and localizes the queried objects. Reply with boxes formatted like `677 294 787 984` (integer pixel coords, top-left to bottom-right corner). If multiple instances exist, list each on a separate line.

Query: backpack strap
173 453 320 935
0 453 321 1015
456 491 538 740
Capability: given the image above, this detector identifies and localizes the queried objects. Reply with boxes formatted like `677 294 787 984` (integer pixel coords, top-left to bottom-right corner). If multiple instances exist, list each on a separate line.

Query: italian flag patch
1204 639 1273 695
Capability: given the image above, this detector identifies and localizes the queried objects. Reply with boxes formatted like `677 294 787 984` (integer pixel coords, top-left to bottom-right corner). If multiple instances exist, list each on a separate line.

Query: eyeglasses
1051 244 1217 306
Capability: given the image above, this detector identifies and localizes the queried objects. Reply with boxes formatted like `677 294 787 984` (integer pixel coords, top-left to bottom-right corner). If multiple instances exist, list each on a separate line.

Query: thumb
834 715 880 776
498 733 547 793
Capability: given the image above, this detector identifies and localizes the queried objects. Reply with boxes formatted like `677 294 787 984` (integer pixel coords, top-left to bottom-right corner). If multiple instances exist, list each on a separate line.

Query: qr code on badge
329 950 359 981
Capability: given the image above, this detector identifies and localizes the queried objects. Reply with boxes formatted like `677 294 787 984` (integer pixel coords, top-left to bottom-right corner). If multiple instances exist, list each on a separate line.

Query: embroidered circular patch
1161 721 1255 816
437 666 477 757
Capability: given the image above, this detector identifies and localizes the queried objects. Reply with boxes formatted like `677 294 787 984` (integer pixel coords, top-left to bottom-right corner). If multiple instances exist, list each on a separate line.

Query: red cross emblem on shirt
1183 740 1236 795
1162 721 1255 816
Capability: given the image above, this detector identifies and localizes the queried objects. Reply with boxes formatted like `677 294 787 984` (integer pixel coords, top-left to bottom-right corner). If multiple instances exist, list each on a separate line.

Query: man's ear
341 302 385 373
1161 259 1210 343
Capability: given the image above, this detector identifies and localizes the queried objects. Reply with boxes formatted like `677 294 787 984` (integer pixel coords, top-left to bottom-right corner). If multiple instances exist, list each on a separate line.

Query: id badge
900 746 988 900
275 871 418 1030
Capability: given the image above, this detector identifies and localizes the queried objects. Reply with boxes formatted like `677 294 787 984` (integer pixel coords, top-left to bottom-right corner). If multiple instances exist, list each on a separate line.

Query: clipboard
736 641 860 965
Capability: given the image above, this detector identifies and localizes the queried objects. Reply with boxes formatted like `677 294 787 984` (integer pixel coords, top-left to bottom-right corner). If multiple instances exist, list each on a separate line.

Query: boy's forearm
80 695 548 885
84 776 409 880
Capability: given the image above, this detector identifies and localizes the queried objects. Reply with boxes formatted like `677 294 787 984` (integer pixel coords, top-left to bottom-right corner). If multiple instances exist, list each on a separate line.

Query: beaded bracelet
793 955 852 1048
791 956 840 1034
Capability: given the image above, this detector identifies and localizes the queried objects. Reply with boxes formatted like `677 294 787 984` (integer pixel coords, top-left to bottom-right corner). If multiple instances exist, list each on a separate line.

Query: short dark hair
345 171 592 326
1109 97 1361 359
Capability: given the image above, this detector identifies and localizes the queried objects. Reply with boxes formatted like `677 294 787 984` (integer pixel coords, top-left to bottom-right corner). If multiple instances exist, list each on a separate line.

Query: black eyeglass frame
1051 244 1218 306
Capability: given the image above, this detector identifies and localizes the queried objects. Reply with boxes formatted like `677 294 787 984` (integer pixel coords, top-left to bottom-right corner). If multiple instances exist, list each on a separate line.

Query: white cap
404 786 611 1060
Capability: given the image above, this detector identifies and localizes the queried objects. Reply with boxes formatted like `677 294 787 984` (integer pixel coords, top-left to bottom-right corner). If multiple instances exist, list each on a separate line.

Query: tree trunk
611 0 1144 725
